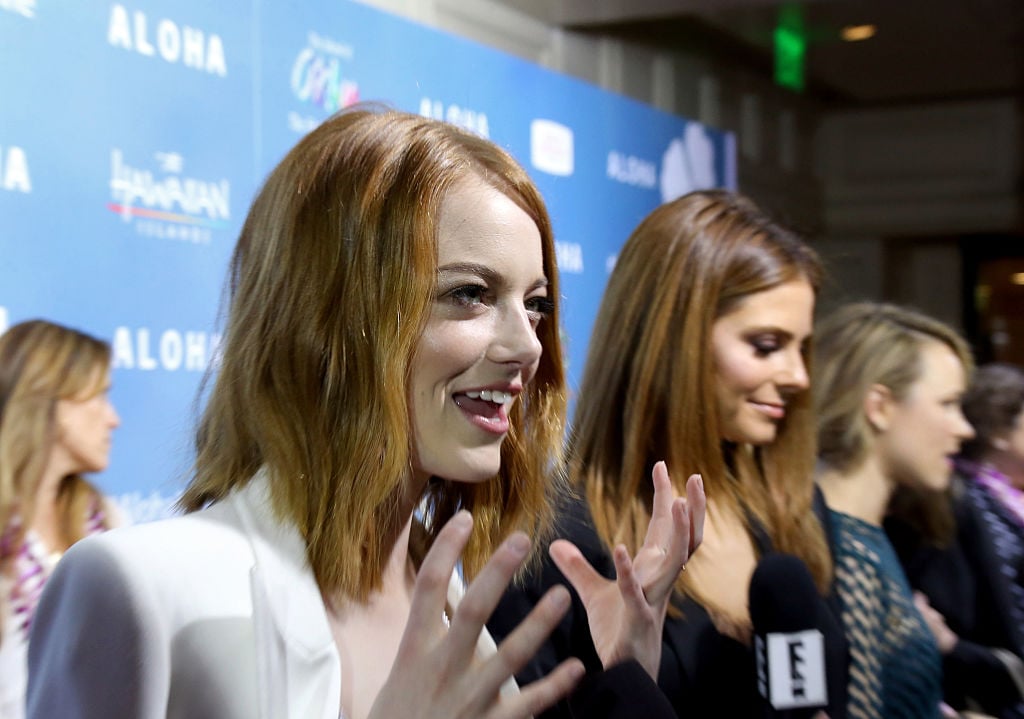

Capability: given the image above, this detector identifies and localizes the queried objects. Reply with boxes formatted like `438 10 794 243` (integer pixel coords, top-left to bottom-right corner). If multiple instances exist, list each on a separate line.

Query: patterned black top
829 509 942 719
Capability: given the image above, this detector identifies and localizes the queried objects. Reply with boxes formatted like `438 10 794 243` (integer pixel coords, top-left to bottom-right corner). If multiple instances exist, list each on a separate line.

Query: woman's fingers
375 519 581 719
549 538 606 600
446 531 533 662
471 584 576 711
642 461 676 550
500 658 585 719
685 473 706 553
402 510 473 653
612 544 647 611
642 496 690 605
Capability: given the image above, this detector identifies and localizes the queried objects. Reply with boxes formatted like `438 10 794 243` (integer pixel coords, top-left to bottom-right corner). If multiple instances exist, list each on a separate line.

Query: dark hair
959 363 1024 461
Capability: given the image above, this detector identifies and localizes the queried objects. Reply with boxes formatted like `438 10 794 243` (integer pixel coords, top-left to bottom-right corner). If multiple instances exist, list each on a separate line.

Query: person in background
886 362 1024 718
0 319 121 719
815 302 976 719
492 189 847 718
27 107 701 719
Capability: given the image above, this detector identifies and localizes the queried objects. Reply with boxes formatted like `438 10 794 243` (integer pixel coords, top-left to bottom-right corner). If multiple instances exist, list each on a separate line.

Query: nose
489 304 543 368
954 409 974 441
107 399 121 429
778 349 810 392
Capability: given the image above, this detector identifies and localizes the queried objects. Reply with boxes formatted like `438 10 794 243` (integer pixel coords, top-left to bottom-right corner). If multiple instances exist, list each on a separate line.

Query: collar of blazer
228 470 518 716
231 470 342 719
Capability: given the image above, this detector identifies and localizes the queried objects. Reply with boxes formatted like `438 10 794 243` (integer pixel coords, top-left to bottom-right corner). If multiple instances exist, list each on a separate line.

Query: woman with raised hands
26 106 701 719
492 189 845 718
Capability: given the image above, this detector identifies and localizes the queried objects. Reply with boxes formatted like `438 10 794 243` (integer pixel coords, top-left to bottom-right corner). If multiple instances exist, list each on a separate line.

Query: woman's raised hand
369 511 585 719
549 462 705 679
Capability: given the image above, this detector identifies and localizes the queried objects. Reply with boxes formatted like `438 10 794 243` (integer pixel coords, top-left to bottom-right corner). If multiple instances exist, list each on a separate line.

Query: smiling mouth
750 401 786 420
454 391 513 435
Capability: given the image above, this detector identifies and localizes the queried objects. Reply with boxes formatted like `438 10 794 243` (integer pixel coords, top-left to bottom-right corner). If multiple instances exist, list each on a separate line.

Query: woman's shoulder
62 500 254 590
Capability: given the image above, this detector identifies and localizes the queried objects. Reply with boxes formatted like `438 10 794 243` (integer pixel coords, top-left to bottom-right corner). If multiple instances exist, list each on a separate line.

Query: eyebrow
437 262 549 291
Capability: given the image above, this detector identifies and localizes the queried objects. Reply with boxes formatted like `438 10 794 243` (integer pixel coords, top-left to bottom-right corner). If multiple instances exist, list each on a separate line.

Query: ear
991 434 1011 452
864 383 894 433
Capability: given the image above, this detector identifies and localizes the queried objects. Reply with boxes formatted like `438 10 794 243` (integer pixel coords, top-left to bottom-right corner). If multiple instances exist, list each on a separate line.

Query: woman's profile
1 319 121 719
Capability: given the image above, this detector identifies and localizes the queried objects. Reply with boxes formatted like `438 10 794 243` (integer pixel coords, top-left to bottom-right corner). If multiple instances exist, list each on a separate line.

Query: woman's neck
818 456 893 526
29 461 70 551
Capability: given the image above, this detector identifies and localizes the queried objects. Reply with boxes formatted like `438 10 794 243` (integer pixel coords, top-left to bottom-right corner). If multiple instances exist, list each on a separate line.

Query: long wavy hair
571 189 832 606
0 320 113 579
179 106 567 601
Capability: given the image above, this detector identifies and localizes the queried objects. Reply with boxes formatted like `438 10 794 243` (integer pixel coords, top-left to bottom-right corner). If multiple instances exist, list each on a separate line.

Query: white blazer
27 473 511 719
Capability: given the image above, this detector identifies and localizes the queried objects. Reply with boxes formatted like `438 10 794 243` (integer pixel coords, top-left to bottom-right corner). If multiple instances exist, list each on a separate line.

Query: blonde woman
0 319 121 719
815 303 976 719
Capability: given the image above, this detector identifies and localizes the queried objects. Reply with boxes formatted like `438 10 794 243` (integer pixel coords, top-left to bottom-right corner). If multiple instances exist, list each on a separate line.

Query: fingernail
452 511 473 531
695 474 704 492
507 532 530 557
548 585 570 610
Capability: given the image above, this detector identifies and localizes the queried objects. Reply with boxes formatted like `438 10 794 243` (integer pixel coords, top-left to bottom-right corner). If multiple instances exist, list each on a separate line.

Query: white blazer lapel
233 473 342 719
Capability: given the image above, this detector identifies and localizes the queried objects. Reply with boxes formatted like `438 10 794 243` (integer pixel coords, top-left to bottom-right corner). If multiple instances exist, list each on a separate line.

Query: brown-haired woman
28 107 701 719
492 189 846 718
815 302 976 719
0 319 120 719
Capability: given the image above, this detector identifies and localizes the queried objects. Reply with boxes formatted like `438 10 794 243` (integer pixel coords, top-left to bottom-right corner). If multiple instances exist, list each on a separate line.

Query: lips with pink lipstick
750 400 786 420
453 388 515 435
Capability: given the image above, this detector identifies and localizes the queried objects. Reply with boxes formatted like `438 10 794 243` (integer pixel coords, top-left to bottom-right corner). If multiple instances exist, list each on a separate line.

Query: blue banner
0 0 733 520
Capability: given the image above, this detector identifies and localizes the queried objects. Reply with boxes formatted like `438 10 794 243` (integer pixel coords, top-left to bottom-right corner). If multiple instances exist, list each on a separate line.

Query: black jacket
490 487 849 719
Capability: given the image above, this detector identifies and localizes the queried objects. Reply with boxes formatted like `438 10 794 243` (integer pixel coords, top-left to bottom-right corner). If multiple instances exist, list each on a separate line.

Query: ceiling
498 0 1024 105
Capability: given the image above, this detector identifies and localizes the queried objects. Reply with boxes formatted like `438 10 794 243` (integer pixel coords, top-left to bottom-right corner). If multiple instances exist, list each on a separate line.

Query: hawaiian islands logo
108 149 230 244
107 4 227 77
289 31 359 133
1 145 31 193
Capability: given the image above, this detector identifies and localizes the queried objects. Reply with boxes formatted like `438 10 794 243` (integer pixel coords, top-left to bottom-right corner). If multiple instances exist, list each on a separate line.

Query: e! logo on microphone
757 629 828 709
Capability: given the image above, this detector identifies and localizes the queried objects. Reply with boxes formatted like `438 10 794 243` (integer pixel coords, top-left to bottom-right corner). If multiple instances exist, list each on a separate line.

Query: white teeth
461 389 512 405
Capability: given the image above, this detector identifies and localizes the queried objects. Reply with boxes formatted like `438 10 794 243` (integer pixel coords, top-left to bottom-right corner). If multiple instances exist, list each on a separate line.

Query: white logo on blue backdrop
1 0 733 523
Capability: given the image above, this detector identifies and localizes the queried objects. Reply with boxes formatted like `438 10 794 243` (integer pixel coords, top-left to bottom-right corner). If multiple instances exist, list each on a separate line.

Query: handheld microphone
749 553 829 718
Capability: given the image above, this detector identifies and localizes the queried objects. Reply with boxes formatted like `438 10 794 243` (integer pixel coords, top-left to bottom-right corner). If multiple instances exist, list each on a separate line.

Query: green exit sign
775 3 806 92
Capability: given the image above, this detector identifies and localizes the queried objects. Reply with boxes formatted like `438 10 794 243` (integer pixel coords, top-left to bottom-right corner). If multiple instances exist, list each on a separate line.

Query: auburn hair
180 107 567 601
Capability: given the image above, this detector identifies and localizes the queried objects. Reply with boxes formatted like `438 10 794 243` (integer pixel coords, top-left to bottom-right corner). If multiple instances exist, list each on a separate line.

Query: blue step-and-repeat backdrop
0 0 735 521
